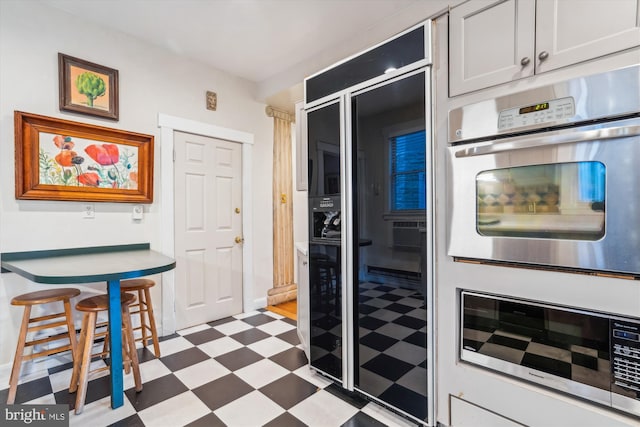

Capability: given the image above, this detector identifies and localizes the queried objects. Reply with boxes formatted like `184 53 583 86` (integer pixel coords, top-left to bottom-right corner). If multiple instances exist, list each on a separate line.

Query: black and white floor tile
1 310 419 427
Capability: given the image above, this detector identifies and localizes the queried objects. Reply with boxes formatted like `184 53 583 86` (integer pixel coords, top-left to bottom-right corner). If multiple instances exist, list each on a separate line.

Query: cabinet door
449 0 535 96
296 249 310 361
536 0 640 74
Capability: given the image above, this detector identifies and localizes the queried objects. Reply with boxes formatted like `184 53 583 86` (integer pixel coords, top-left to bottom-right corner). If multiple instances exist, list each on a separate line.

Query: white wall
0 1 273 366
256 0 464 103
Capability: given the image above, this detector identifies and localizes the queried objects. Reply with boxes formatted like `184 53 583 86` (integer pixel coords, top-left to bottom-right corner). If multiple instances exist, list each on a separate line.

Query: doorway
158 114 254 335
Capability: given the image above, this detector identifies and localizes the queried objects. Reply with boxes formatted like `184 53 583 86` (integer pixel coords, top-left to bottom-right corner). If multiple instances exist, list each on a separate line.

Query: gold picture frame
15 111 153 203
58 53 119 120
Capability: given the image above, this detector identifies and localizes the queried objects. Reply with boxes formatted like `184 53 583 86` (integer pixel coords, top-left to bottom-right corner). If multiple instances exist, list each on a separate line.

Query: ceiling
41 0 454 110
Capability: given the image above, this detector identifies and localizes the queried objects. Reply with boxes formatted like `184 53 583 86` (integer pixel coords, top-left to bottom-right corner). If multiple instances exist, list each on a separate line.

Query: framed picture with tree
58 53 119 121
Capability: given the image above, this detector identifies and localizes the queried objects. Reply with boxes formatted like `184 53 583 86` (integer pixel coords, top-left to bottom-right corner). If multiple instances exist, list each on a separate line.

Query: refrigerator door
351 71 429 422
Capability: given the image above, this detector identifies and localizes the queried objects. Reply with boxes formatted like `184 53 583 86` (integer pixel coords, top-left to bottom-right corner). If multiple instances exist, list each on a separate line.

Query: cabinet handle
520 57 530 66
538 51 549 61
302 261 308 266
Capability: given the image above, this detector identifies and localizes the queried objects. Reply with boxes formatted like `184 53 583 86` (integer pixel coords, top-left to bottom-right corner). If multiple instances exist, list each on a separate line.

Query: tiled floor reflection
0 310 419 427
358 282 427 422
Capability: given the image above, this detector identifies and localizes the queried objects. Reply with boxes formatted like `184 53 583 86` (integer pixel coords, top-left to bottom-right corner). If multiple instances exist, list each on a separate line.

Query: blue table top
1 243 176 284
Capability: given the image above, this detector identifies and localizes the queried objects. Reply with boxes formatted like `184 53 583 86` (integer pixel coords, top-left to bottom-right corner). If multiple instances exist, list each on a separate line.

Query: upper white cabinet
449 0 535 96
535 0 640 73
450 0 640 96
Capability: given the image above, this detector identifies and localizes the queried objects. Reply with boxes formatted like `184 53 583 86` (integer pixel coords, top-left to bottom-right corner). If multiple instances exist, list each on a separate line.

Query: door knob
235 207 240 214
235 236 244 244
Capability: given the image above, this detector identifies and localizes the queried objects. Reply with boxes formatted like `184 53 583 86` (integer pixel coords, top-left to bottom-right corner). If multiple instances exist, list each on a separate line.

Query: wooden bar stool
120 278 160 357
7 288 80 404
69 293 142 415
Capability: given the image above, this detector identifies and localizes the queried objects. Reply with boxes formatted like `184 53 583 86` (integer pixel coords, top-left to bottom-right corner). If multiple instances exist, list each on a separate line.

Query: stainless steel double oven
449 64 640 417
448 64 640 275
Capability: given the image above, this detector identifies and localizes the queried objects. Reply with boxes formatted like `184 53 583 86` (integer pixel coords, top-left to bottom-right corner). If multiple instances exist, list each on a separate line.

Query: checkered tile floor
1 310 419 427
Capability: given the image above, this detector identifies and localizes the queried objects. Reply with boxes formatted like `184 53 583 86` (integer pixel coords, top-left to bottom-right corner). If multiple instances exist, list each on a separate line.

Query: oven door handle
454 125 640 158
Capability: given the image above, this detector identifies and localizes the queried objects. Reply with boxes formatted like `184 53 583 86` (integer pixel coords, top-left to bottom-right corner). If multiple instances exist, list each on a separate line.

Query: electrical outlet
132 204 143 220
83 204 95 218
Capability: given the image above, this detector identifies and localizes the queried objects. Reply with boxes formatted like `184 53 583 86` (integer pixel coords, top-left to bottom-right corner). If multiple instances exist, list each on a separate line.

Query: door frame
158 113 254 334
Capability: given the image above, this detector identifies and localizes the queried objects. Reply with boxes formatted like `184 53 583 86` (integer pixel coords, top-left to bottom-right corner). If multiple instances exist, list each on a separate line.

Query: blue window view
390 130 426 211
578 161 605 203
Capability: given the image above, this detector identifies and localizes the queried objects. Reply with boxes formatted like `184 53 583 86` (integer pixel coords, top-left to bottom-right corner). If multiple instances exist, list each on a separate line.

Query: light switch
132 204 143 220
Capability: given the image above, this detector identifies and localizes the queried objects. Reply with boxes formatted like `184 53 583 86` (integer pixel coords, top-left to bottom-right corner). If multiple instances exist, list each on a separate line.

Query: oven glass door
461 292 611 394
476 161 605 240
448 117 640 274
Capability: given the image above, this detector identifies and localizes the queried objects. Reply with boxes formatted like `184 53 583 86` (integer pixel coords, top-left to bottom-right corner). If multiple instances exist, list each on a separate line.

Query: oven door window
476 161 605 240
462 293 611 392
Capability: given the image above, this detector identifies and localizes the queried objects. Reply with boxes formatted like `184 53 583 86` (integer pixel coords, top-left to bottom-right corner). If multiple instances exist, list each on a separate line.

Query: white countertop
295 241 308 256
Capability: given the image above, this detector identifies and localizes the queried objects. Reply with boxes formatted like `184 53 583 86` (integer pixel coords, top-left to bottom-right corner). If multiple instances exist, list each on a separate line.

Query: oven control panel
498 97 575 131
612 320 640 396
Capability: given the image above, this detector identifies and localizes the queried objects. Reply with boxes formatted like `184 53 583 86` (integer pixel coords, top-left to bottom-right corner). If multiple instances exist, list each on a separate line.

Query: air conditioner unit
392 221 424 250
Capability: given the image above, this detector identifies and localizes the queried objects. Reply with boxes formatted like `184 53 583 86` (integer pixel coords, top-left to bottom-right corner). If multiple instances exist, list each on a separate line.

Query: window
390 130 426 211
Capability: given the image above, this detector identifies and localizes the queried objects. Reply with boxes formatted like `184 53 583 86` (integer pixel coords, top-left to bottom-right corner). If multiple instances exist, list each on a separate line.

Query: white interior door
174 131 243 330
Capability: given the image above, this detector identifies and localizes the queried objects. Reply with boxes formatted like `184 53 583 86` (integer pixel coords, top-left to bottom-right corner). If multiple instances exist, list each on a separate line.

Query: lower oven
447 64 640 275
461 290 640 417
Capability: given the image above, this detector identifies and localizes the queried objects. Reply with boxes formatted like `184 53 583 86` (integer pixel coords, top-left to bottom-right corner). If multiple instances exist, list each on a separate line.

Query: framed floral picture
15 111 153 203
58 53 119 120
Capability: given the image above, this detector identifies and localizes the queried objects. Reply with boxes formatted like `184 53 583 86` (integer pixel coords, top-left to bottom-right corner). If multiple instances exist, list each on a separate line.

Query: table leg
107 279 124 409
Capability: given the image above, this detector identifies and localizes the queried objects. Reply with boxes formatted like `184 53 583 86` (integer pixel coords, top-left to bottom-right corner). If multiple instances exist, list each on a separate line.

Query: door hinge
173 150 176 162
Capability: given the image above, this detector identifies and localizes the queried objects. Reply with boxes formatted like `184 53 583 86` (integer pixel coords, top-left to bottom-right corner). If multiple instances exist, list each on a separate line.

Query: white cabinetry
449 0 535 96
449 0 640 96
296 245 310 361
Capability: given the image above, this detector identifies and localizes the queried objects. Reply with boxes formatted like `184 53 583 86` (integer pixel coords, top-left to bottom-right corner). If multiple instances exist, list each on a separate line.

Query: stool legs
7 303 77 404
126 288 161 357
71 312 97 412
71 302 141 414
7 288 80 405
143 288 160 357
7 306 32 404
63 299 78 364
122 304 142 392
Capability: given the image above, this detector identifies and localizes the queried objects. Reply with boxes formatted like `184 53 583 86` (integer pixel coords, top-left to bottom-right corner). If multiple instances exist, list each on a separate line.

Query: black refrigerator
305 26 432 422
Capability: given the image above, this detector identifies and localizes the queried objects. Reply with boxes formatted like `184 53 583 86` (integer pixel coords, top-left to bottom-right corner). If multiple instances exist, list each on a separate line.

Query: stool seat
7 287 79 404
120 278 160 357
76 293 136 312
11 288 80 306
119 278 155 291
